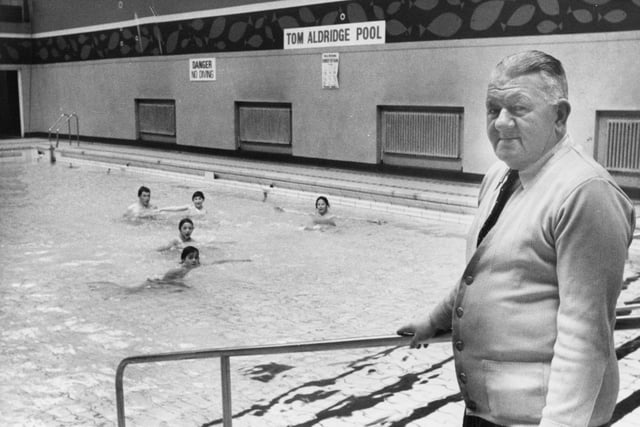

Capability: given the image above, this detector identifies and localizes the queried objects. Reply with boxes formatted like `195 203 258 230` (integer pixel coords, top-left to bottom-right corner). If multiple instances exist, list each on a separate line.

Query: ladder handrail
68 113 80 146
48 112 80 147
115 332 451 427
48 113 69 140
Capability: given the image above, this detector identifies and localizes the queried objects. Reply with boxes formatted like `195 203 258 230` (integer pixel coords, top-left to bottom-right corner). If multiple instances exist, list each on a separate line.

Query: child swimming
142 246 201 288
304 196 337 230
159 191 207 217
158 218 195 251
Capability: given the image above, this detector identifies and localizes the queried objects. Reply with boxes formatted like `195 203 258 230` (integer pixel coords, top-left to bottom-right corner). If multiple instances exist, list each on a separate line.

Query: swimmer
304 196 336 230
159 191 207 216
142 246 201 288
124 186 159 218
158 217 195 251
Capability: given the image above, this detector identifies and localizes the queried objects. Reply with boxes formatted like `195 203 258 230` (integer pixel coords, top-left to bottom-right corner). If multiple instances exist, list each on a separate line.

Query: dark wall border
2 0 640 65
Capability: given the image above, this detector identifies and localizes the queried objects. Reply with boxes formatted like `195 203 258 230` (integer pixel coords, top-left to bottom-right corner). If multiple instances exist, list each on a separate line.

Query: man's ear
555 100 571 126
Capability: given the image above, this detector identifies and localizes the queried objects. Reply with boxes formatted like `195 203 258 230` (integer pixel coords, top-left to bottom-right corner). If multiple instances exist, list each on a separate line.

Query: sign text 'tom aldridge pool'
284 21 385 49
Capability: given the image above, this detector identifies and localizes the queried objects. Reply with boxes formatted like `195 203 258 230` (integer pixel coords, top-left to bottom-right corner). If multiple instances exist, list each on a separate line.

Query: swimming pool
0 153 472 425
1 151 639 426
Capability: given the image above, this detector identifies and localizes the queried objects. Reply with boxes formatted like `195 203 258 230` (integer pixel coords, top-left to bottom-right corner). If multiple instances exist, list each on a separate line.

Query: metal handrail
616 303 640 315
115 333 451 427
47 113 68 141
48 112 79 147
115 305 640 427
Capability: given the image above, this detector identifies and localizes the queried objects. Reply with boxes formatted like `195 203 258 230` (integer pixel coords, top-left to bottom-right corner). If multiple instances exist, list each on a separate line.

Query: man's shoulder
553 145 619 189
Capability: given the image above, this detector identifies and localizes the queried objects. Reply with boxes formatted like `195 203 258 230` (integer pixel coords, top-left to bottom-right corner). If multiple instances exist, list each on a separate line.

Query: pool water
1 156 472 425
5 154 639 426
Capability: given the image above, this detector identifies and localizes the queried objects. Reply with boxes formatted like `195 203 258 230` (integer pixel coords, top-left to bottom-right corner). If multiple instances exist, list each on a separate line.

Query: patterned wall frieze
1 0 639 65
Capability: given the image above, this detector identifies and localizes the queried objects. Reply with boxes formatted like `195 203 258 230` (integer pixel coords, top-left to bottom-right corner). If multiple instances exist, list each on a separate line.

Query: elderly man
398 50 635 426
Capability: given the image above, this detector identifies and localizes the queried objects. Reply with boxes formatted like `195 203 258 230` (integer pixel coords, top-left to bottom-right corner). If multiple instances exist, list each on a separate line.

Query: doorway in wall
0 70 21 138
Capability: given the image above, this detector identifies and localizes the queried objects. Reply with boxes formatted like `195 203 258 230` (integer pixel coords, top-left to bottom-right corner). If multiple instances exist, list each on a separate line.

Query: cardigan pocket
482 359 549 424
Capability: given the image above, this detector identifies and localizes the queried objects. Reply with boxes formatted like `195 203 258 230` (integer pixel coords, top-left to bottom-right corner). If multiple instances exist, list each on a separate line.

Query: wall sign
284 21 385 50
322 53 339 89
189 58 216 81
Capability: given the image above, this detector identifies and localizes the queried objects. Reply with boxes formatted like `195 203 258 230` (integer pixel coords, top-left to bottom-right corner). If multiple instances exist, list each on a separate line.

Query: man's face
485 72 562 171
139 191 151 207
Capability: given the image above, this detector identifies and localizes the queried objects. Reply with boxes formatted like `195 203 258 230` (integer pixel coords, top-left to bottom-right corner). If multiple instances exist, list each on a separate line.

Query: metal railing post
220 356 232 427
116 362 127 426
71 113 80 145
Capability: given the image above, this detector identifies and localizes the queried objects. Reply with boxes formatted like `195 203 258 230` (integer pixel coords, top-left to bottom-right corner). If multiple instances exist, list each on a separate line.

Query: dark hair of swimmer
315 196 330 208
178 217 194 230
192 191 205 200
138 186 151 197
181 246 199 262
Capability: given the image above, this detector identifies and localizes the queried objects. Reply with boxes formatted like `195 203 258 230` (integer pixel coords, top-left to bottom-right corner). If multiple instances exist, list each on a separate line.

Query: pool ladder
115 308 640 427
48 112 79 148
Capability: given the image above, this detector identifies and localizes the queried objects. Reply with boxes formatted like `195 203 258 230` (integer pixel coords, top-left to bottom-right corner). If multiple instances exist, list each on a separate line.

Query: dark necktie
476 169 519 247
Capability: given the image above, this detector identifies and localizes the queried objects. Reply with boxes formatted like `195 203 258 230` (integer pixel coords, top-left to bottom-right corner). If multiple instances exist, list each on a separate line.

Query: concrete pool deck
1 137 640 426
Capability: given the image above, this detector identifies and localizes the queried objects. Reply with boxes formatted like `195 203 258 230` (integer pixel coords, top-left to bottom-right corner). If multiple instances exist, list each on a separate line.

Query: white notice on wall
189 58 216 81
322 53 339 89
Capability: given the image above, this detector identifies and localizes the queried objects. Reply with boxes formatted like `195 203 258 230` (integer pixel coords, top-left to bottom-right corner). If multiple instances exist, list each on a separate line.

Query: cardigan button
464 275 474 285
456 307 464 318
455 340 464 351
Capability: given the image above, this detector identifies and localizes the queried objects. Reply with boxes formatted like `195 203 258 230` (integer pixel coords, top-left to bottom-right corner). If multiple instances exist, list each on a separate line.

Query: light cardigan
428 135 635 426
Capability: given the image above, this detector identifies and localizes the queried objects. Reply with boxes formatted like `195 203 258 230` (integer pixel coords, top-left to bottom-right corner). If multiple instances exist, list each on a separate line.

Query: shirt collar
518 133 572 189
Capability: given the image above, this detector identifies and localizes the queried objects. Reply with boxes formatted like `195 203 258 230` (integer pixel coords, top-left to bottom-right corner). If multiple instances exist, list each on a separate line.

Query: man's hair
178 217 194 230
192 191 205 200
315 196 330 208
181 246 199 261
138 186 151 197
492 50 568 103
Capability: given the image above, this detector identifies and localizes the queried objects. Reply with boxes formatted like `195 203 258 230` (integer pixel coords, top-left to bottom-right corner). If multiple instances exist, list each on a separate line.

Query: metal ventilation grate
381 109 461 158
136 99 176 143
604 119 640 171
238 104 291 145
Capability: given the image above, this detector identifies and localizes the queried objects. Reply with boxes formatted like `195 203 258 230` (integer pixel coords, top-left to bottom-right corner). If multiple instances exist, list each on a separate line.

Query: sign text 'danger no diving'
284 21 385 49
189 58 216 81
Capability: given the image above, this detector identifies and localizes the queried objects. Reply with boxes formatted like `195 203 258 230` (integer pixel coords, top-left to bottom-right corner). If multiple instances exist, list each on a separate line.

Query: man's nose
494 108 515 130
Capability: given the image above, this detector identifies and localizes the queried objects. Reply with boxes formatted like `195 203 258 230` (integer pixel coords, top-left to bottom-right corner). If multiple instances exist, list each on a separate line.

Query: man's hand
397 318 436 349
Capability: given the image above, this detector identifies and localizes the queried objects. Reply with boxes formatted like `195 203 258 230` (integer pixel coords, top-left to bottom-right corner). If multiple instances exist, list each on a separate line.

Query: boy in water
124 186 159 218
160 191 207 217
142 246 201 288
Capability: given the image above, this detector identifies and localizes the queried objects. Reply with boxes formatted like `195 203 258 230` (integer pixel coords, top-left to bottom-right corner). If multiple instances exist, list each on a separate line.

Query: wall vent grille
603 119 640 171
381 109 461 158
238 105 291 145
136 99 176 143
